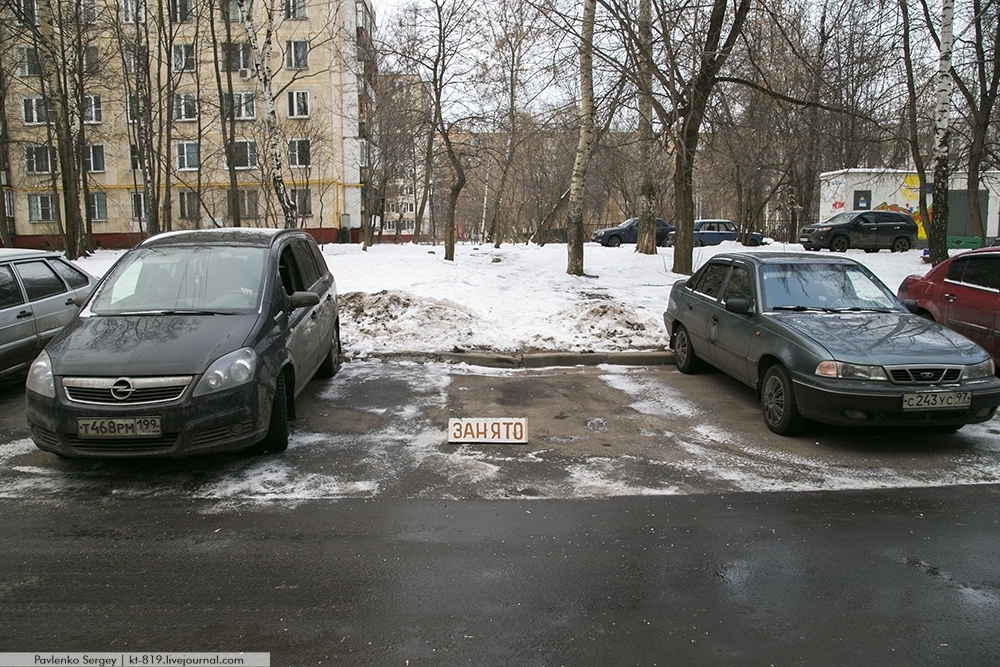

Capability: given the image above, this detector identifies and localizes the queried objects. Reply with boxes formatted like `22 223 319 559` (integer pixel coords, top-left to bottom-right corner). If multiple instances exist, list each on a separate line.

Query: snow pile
75 240 933 357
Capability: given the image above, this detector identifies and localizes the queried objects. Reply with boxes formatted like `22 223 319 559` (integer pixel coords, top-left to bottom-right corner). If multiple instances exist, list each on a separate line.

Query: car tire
891 237 911 253
761 364 806 436
316 319 342 378
829 236 850 252
693 239 704 247
608 235 622 247
673 324 703 374
747 238 760 246
260 372 290 453
864 248 878 253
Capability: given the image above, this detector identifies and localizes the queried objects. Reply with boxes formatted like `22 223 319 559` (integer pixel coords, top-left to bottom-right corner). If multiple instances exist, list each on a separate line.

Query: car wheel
761 364 805 435
829 236 850 252
673 324 703 374
864 248 878 253
316 319 342 378
891 237 911 253
747 238 760 246
607 235 622 247
693 239 704 247
260 372 290 453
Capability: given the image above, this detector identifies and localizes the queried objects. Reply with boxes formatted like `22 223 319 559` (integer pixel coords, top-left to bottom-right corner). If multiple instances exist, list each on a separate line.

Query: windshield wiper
828 307 894 313
771 305 838 313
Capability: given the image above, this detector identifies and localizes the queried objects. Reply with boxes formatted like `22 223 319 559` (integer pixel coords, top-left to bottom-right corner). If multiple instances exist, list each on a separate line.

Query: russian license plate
77 417 161 438
901 392 971 410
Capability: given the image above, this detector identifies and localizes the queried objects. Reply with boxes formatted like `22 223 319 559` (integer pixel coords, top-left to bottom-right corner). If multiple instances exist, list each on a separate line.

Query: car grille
885 366 963 385
67 434 179 454
62 376 192 405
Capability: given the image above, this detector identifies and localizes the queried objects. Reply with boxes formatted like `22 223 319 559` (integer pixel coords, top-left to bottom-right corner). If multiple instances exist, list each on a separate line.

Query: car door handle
944 294 957 302
65 297 75 305
16 310 32 319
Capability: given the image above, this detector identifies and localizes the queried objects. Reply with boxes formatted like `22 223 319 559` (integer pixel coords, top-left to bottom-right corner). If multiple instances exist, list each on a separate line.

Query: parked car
664 219 765 247
663 252 1000 435
592 217 674 247
799 210 917 253
25 228 340 458
897 246 1000 368
0 249 96 382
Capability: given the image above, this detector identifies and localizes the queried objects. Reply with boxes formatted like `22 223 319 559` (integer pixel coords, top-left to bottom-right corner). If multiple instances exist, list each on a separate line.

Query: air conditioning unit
238 68 252 80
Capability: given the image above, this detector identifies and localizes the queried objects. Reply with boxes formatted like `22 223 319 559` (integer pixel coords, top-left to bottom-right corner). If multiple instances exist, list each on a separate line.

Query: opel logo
110 378 135 401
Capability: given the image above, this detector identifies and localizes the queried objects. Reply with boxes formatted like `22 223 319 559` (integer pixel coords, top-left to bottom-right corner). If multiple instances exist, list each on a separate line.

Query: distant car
897 246 1000 368
26 228 340 458
591 217 674 247
799 210 917 253
664 219 765 247
0 249 96 381
663 252 1000 435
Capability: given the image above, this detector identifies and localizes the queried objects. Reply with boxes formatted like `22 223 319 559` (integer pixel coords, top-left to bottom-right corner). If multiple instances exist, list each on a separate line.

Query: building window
122 0 145 23
176 142 198 170
287 90 309 118
4 190 13 219
131 192 145 219
285 41 308 69
83 44 99 74
228 141 257 169
81 0 97 21
228 189 259 218
130 144 141 170
224 92 255 119
85 145 105 172
27 194 55 222
285 0 305 19
87 193 108 221
25 146 53 174
17 0 38 25
83 95 102 123
17 47 41 76
178 190 200 219
126 94 147 123
223 42 252 71
22 97 48 124
173 93 197 121
172 44 195 72
288 139 310 167
221 0 247 21
171 0 192 22
290 188 311 216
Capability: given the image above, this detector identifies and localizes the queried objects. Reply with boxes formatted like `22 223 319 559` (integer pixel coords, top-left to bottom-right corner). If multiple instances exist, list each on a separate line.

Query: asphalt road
1 362 999 666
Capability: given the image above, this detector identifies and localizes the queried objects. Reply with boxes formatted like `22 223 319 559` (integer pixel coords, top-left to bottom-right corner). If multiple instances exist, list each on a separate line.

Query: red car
897 247 1000 367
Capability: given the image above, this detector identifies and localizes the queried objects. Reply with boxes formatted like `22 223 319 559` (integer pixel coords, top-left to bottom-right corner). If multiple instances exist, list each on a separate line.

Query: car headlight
961 359 995 380
815 360 888 381
26 350 56 398
193 347 258 396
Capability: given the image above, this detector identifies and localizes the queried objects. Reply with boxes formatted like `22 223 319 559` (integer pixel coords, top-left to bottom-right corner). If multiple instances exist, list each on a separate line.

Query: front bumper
790 372 1000 427
26 379 270 458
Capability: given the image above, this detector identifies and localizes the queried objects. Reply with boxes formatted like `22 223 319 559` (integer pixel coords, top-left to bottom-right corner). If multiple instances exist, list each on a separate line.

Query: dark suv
26 228 340 458
799 210 918 253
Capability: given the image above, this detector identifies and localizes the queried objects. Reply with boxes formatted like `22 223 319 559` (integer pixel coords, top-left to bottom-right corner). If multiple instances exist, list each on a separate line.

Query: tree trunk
567 0 596 276
929 0 954 266
635 0 656 255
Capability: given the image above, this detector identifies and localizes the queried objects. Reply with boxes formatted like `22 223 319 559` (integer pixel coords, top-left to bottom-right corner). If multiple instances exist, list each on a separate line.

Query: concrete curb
349 350 676 369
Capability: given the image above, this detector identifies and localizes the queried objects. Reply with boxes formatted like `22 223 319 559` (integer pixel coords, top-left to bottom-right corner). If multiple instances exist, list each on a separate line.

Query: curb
349 350 676 369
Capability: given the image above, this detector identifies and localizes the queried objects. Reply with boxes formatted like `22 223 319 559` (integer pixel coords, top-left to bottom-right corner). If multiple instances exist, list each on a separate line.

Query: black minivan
799 210 918 253
26 228 339 458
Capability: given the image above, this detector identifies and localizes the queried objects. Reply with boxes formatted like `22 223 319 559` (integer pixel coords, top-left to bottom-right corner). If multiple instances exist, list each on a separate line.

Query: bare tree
566 0 595 276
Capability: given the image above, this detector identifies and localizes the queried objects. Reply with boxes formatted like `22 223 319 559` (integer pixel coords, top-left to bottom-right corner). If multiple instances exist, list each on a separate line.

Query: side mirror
725 297 753 315
289 291 320 310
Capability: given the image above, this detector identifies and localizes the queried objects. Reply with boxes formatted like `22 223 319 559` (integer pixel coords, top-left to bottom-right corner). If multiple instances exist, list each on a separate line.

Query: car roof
0 248 62 260
706 251 864 267
137 227 298 249
950 245 1000 258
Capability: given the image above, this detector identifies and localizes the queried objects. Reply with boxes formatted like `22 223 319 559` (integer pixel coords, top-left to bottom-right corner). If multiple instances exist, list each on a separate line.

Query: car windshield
89 245 267 315
820 212 857 226
760 263 901 312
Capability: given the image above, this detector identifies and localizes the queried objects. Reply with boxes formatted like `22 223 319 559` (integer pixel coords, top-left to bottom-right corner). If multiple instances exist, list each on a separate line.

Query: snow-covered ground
74 240 936 358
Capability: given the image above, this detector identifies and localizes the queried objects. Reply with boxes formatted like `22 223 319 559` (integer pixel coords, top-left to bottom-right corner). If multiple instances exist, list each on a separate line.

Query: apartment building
0 0 376 249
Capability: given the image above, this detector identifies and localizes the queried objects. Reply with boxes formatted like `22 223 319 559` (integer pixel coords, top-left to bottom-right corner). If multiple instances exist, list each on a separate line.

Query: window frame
173 92 197 121
87 192 108 222
83 95 103 123
172 43 196 72
22 97 48 124
27 193 55 222
25 145 54 174
287 138 310 167
285 40 309 69
84 144 106 173
175 141 199 171
287 90 309 118
228 140 258 170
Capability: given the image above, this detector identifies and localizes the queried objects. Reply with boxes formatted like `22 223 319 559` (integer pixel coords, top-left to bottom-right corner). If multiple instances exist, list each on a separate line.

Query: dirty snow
75 240 935 357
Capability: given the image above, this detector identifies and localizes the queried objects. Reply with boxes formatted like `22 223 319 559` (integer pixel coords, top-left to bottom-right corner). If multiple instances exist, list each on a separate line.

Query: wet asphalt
1 362 999 666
